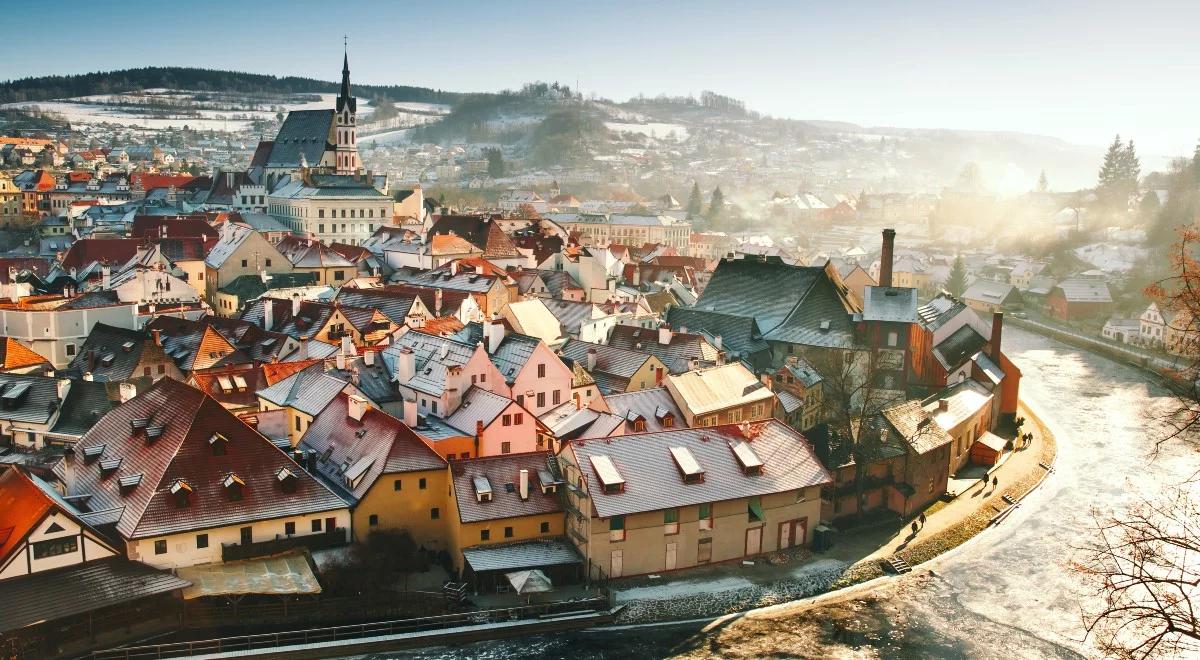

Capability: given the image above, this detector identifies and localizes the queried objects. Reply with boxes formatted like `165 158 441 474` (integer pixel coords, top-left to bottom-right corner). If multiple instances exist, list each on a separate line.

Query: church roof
266 110 333 169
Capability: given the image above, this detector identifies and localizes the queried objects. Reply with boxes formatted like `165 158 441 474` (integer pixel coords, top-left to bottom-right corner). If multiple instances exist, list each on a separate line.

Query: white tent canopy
505 569 553 595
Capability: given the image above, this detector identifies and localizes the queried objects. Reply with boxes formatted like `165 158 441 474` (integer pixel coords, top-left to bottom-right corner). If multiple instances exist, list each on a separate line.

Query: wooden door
610 549 623 578
778 521 793 549
745 526 763 556
665 542 678 571
325 517 337 535
795 517 808 546
697 538 712 563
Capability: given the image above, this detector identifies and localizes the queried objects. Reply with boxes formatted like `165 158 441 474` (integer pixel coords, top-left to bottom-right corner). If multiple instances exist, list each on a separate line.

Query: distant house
961 280 1023 314
1102 317 1142 344
665 362 776 428
1046 279 1112 322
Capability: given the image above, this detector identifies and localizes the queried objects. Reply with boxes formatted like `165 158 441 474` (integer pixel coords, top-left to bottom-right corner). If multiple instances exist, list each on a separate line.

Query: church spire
337 37 355 115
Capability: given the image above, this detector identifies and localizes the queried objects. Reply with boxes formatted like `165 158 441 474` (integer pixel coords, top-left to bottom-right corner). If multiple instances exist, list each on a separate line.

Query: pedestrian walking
911 521 919 536
919 512 926 528
992 476 999 489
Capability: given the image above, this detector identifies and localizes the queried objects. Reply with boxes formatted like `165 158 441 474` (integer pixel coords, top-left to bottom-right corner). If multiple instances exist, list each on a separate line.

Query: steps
883 556 912 574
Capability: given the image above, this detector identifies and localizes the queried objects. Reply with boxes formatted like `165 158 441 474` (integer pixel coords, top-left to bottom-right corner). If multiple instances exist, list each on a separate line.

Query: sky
3 0 1198 156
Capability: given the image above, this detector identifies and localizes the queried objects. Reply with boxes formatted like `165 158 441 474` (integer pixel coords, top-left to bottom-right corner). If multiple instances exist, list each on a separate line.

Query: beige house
665 362 776 427
560 421 831 579
204 223 292 303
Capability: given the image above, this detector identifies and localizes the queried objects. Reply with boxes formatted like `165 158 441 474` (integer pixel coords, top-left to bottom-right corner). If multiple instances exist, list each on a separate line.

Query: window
285 521 296 536
516 394 524 406
514 413 523 425
501 441 511 454
32 537 78 559
664 508 679 535
430 508 440 519
241 259 248 268
419 477 427 490
699 503 713 530
311 519 322 532
319 224 325 233
747 496 764 523
333 270 345 281
265 259 272 267
319 209 325 218
480 529 490 541
154 539 167 555
537 364 546 378
65 343 76 357
196 534 208 549
431 401 438 414
460 452 470 459
369 514 379 526
609 515 626 542
553 390 561 405
143 366 151 377
502 414 511 426
240 527 252 545
540 521 550 534
393 479 402 491
295 416 301 431
887 331 898 347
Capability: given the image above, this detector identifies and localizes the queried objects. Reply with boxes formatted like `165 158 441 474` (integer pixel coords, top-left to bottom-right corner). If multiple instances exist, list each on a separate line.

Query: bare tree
1077 228 1200 658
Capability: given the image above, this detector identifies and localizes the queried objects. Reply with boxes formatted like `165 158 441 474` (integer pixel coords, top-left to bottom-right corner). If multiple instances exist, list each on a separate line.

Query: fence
92 597 609 660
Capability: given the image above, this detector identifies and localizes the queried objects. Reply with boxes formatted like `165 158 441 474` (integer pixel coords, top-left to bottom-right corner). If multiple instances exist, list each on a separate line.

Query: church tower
334 45 360 175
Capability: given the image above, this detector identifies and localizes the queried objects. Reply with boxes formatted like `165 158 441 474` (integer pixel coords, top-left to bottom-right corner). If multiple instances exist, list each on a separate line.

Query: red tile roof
59 378 347 540
0 338 50 371
129 173 195 192
0 467 54 564
60 239 143 271
131 215 219 240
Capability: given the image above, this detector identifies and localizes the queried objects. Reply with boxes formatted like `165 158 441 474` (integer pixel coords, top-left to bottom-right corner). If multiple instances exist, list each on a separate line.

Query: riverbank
1008 315 1183 381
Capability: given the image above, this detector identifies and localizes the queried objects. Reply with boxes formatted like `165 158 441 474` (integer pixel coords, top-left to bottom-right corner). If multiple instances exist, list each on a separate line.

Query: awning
0 559 190 633
748 497 765 521
975 431 1007 452
506 569 553 594
176 552 320 600
462 538 582 574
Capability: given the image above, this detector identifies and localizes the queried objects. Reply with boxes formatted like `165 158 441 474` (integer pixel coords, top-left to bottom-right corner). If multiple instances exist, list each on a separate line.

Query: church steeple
334 38 360 174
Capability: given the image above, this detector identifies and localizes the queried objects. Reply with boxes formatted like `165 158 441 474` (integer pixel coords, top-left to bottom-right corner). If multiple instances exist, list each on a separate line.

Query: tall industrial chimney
879 228 896 288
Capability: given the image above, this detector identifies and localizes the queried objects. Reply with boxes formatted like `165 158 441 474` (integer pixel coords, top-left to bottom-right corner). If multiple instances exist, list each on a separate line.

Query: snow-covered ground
605 121 689 140
1074 242 1148 273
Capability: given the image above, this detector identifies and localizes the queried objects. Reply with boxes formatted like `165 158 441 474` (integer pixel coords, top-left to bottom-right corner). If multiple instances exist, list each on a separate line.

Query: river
382 327 1196 659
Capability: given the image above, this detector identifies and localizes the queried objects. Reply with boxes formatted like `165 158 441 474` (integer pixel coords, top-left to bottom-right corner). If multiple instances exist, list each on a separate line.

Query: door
778 521 793 549
610 550 623 578
795 517 808 546
745 526 763 556
697 538 713 563
240 526 253 546
325 517 337 536
665 542 678 571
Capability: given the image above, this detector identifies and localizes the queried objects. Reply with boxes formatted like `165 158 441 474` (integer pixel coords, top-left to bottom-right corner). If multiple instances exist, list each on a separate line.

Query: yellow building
665 362 776 427
256 363 364 445
447 452 573 588
298 393 452 551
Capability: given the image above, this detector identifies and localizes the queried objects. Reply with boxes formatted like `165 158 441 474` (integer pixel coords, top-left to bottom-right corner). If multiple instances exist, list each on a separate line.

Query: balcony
221 527 347 562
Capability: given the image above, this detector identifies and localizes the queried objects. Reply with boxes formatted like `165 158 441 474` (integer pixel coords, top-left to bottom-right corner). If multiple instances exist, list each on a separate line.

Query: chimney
586 347 598 371
990 311 1004 363
86 349 96 372
879 228 896 287
340 334 354 357
760 373 773 391
714 335 723 350
450 261 460 276
519 469 529 501
291 294 302 317
336 352 346 370
119 382 136 403
83 372 94 381
62 446 76 497
395 346 415 383
364 349 375 366
434 288 443 316
486 317 506 354
475 264 484 276
263 300 274 330
632 267 641 287
938 399 949 412
56 378 70 400
658 324 672 346
347 394 369 422
402 396 418 427
260 269 269 284
101 263 111 289
151 328 162 346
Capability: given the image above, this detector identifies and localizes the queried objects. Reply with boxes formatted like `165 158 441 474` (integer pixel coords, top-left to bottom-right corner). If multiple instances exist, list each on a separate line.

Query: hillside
0 67 463 105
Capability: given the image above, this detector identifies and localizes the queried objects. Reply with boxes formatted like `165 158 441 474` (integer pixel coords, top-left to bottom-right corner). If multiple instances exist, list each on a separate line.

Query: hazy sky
4 0 1197 156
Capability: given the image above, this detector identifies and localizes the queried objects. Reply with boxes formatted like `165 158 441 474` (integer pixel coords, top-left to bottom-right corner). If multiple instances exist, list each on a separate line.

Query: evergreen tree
1036 170 1049 193
485 148 505 178
1121 139 1141 188
1098 134 1125 191
707 186 725 221
686 181 703 216
944 255 968 298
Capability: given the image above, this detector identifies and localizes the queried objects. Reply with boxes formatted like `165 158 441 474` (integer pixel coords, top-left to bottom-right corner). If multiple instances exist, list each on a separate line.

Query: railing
221 527 346 562
92 597 609 660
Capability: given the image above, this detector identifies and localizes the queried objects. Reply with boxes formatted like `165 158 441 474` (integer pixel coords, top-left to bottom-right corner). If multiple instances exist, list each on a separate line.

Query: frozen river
382 327 1195 658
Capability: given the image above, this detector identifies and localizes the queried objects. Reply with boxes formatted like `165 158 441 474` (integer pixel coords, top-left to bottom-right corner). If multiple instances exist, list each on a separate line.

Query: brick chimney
879 228 896 287
990 311 1004 363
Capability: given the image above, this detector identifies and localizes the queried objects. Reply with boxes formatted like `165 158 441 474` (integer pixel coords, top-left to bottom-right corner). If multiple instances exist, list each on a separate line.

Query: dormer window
99 457 122 478
222 473 245 501
730 440 764 476
590 455 625 495
209 432 228 456
537 468 560 494
474 476 493 502
276 467 298 494
82 444 105 464
118 473 142 495
670 446 704 484
170 478 192 508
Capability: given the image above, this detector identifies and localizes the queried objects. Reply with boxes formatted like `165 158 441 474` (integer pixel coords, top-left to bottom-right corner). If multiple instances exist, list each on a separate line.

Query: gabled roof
66 323 151 381
962 280 1021 305
445 387 519 435
275 236 355 269
917 293 967 331
60 238 142 271
58 378 346 539
667 362 774 416
570 421 831 518
146 317 247 373
559 339 654 385
932 324 989 371
427 215 520 259
451 451 561 523
0 467 56 564
664 306 770 357
455 322 544 385
607 326 720 374
266 109 333 168
334 288 421 325
0 338 49 371
881 399 954 455
381 330 477 397
299 393 445 501
130 215 219 241
603 387 688 434
1053 279 1112 303
256 363 351 416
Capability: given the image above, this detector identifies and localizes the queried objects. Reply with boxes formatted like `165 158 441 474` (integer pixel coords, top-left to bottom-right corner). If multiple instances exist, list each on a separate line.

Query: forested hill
0 67 464 105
